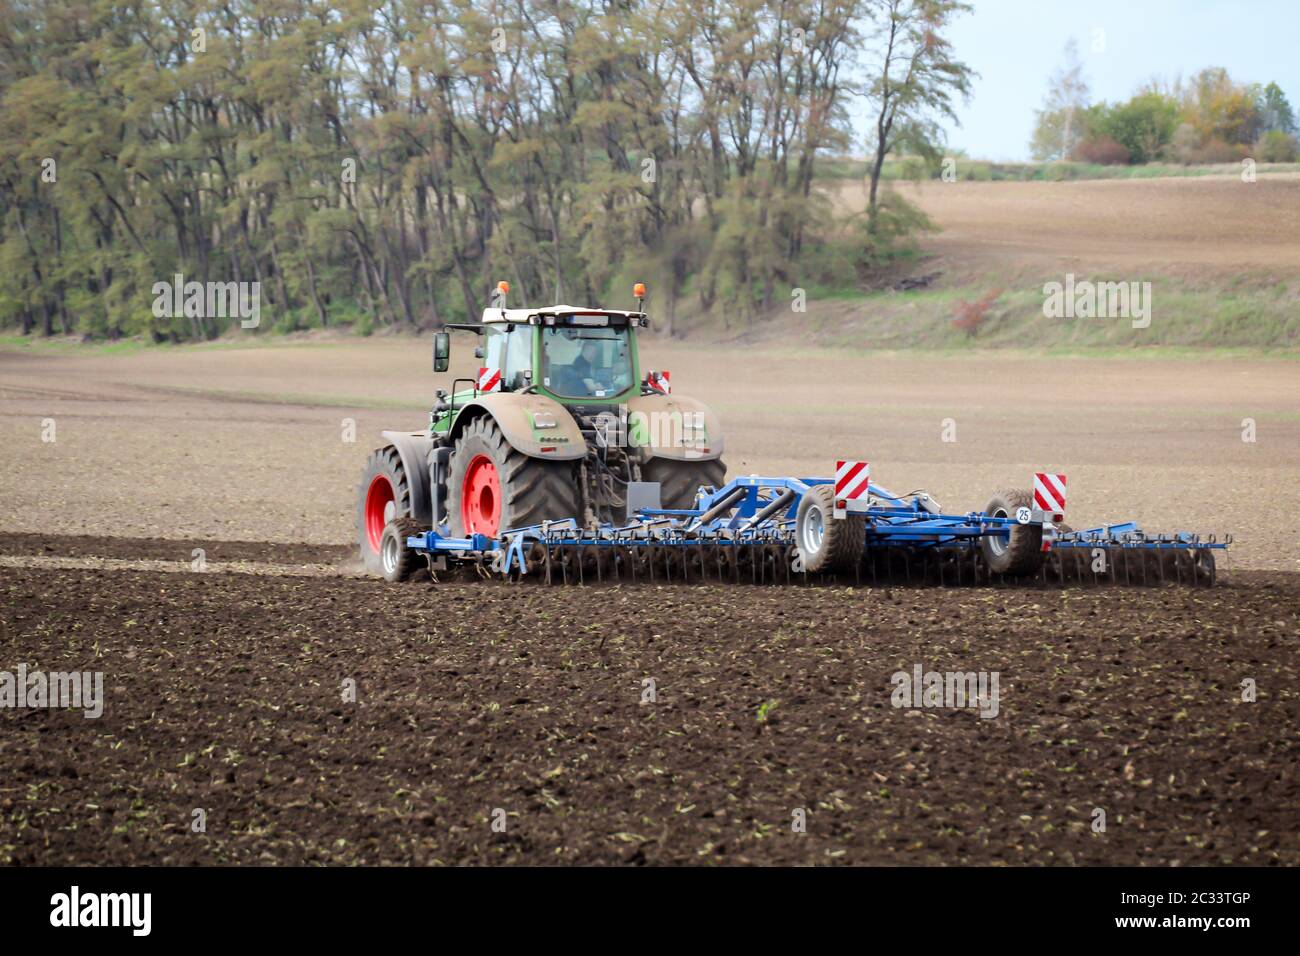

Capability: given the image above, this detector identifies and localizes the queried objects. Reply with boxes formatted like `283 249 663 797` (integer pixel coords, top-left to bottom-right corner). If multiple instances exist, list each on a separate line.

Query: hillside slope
696 174 1300 350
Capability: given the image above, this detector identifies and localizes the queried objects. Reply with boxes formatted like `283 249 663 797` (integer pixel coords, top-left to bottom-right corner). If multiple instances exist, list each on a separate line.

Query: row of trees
1031 42 1296 165
0 0 971 340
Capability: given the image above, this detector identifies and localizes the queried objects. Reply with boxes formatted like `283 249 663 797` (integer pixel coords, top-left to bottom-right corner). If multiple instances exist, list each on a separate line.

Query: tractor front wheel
448 416 580 536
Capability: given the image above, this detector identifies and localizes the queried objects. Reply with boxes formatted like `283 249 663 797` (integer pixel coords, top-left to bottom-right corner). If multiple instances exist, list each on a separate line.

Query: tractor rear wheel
640 456 727 511
358 445 414 574
795 484 865 573
980 489 1044 576
448 415 580 536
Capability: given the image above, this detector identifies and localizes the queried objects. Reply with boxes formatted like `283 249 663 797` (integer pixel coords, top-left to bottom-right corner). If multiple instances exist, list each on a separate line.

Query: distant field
817 157 1300 183
1 339 1296 570
711 173 1300 351
888 173 1300 278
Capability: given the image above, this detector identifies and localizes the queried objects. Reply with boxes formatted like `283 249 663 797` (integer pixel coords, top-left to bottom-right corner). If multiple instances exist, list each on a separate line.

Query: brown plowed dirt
2 564 1294 866
0 532 352 566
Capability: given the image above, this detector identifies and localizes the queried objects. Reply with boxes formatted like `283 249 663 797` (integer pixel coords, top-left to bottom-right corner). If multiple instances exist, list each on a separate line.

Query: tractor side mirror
432 332 450 373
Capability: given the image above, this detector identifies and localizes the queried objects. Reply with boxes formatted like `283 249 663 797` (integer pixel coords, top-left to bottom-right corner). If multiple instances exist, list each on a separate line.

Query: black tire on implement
795 483 865 573
357 445 413 574
448 415 580 535
379 517 425 583
640 456 727 511
980 489 1044 576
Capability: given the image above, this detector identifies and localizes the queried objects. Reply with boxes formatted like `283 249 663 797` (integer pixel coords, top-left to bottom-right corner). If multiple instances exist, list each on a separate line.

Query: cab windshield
541 325 633 400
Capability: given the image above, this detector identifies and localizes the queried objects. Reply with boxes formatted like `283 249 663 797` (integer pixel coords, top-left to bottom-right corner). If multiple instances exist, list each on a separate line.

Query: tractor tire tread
641 457 727 511
798 484 865 574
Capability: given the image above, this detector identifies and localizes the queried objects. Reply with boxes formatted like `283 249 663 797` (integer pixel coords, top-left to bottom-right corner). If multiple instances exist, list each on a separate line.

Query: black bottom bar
0 866 1290 943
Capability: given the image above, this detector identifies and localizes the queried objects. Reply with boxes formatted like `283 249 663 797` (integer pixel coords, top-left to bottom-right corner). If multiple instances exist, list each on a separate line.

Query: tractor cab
539 322 633 401
477 304 646 404
432 281 650 410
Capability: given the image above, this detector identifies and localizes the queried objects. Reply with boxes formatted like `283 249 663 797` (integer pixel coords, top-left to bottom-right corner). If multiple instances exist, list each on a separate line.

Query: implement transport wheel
379 517 425 583
980 489 1044 576
357 445 413 574
795 484 865 574
640 456 727 510
1193 548 1216 586
449 416 580 536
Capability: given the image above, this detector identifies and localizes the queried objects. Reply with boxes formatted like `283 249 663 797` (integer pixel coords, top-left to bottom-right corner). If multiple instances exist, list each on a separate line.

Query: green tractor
356 282 727 574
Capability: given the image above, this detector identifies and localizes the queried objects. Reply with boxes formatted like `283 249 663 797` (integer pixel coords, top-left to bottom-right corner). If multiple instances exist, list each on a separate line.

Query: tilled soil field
1 543 1295 866
0 532 351 566
2 340 1297 866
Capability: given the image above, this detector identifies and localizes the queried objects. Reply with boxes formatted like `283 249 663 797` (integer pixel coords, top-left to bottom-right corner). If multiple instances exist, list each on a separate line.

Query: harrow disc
507 533 1221 588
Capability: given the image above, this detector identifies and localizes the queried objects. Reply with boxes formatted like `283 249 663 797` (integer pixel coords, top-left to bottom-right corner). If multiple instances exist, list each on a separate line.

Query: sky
897 0 1300 161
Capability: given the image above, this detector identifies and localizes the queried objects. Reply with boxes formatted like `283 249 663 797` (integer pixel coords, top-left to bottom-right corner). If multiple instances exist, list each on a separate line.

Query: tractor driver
544 327 632 398
559 338 621 396
569 340 601 386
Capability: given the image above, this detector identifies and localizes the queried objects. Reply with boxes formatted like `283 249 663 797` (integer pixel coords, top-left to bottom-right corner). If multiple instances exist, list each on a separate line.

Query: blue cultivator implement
384 463 1228 588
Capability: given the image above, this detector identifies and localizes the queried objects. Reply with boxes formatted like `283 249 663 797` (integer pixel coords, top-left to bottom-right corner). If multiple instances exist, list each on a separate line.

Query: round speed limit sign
1015 506 1033 525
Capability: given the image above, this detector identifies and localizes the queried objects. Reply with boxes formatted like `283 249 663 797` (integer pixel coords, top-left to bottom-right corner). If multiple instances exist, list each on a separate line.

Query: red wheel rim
364 474 395 552
461 454 501 535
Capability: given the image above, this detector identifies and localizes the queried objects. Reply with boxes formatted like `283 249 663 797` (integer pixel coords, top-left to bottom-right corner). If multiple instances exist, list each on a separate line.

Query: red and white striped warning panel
646 370 671 394
477 366 501 393
1033 472 1067 519
833 460 871 516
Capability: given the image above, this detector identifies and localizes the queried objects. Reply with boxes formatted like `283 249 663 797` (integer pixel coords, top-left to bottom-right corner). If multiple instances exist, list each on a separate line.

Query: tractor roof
480 305 647 326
